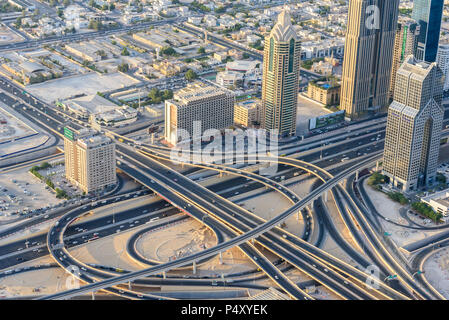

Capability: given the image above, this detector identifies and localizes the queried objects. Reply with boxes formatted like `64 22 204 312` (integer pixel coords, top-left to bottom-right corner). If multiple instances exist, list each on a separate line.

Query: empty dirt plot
26 72 140 104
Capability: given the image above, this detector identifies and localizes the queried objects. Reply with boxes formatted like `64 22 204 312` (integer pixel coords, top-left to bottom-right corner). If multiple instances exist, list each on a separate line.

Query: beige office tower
261 9 301 137
437 43 449 91
340 0 400 118
64 127 116 193
164 82 235 145
389 18 420 99
382 56 444 192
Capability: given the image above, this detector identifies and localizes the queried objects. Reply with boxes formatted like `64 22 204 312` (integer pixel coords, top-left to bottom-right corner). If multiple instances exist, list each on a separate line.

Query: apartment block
64 127 116 194
164 82 235 145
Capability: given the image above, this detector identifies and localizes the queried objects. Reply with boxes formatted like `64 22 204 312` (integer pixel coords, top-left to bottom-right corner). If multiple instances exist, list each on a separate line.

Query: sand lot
26 72 140 104
363 179 444 248
0 27 23 45
423 247 449 299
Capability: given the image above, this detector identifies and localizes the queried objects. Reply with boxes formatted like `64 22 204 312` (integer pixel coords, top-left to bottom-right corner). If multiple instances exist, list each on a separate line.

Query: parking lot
0 165 65 219
37 162 83 199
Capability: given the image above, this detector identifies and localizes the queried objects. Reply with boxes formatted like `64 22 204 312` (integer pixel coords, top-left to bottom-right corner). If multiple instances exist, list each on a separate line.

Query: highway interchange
1 31 449 299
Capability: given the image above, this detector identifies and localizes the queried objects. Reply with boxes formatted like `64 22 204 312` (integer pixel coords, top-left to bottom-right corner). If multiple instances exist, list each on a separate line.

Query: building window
269 37 274 72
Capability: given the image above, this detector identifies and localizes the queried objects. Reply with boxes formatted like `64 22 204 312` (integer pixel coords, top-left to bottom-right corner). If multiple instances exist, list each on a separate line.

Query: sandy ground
237 177 306 237
0 27 23 45
0 253 65 298
0 106 35 142
136 218 217 263
26 72 140 104
363 179 444 248
322 189 365 267
68 222 153 272
422 247 449 299
296 95 331 136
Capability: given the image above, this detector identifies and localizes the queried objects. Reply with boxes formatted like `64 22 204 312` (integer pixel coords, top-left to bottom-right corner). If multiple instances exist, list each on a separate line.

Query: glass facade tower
412 0 444 63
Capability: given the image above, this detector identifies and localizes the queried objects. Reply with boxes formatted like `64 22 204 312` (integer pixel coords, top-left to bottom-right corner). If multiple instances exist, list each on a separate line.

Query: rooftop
171 82 233 105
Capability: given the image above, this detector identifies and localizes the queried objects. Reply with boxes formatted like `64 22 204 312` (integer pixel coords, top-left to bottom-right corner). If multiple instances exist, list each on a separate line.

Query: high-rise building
437 43 449 91
389 18 420 99
382 56 444 192
64 127 116 193
164 82 235 145
412 0 444 63
340 0 400 118
261 9 301 137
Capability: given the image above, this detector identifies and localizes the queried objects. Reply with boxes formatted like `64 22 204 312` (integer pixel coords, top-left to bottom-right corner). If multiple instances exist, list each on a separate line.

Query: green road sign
64 127 74 141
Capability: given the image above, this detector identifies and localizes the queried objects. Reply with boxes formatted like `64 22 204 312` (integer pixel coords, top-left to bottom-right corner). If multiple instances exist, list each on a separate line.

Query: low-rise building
153 60 186 76
216 71 244 88
58 94 119 119
421 189 449 217
307 78 340 106
91 106 138 129
234 99 262 127
2 60 62 84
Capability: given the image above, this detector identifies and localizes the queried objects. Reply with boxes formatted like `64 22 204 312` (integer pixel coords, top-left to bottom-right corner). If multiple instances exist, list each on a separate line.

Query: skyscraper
340 0 400 118
382 56 444 192
261 9 301 137
412 0 444 63
437 43 449 92
389 18 420 99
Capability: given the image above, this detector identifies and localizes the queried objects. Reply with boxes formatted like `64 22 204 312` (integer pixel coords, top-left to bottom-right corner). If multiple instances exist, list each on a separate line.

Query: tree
121 47 130 56
162 89 173 100
197 46 206 54
88 20 103 30
15 17 22 28
117 62 129 72
160 46 176 56
148 87 160 101
185 69 197 81
96 49 106 59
